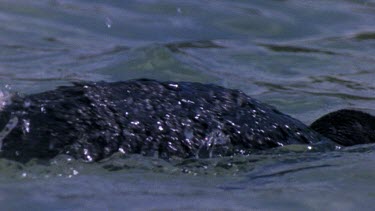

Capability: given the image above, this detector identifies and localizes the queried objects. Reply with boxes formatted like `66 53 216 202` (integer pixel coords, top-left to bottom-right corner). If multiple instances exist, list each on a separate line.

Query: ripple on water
0 143 372 181
0 0 374 209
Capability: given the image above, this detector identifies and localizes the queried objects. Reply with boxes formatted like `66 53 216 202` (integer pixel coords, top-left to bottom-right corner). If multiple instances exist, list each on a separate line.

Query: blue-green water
0 0 374 210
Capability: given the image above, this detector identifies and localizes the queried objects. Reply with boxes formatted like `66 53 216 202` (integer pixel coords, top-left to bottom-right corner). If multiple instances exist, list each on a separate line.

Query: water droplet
24 99 31 108
168 83 179 88
40 105 46 113
72 169 79 175
227 120 236 126
22 119 30 133
118 147 125 154
86 155 93 162
181 99 194 104
105 17 112 28
168 141 177 151
131 121 140 125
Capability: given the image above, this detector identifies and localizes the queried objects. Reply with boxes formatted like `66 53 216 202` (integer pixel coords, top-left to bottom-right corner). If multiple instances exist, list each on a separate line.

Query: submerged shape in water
0 79 373 162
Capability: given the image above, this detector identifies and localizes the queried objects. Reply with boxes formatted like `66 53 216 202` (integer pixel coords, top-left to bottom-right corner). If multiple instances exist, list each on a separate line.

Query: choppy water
0 0 374 210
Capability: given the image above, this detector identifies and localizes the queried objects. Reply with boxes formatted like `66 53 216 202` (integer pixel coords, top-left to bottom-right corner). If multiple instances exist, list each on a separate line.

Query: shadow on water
354 31 375 40
165 40 225 53
258 43 338 55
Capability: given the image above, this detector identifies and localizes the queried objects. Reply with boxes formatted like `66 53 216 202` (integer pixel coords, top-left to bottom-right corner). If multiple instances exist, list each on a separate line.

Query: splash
0 117 18 150
0 88 17 150
0 90 9 111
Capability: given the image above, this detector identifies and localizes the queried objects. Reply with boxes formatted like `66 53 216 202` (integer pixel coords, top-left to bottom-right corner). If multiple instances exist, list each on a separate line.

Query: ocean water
0 0 374 210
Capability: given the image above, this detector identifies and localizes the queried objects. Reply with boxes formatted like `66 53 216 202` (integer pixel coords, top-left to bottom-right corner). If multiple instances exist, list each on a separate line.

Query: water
0 0 374 210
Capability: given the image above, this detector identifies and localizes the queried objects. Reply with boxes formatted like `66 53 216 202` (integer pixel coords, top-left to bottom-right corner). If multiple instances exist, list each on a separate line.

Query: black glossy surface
0 79 333 162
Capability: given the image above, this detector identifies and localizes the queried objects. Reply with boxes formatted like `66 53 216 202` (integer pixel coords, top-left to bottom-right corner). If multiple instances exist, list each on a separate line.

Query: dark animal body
0 79 373 162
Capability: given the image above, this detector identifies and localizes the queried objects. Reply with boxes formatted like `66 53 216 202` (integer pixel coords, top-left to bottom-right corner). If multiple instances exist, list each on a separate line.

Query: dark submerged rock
0 79 371 162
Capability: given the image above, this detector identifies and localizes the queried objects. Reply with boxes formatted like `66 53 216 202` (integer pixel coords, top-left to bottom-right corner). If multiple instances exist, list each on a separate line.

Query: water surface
0 0 374 210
